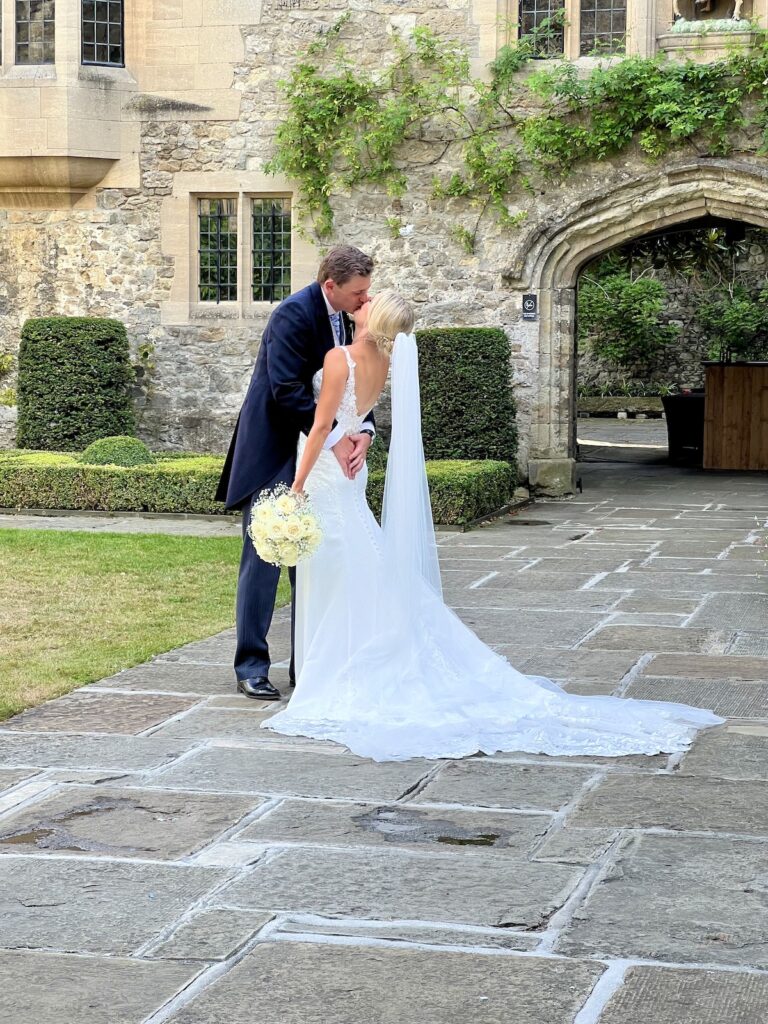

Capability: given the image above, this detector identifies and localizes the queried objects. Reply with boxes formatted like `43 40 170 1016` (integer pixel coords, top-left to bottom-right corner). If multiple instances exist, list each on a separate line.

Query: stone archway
506 158 768 494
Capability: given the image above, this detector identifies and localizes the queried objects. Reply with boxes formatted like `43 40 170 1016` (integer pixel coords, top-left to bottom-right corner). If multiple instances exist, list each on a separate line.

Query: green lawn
0 528 290 721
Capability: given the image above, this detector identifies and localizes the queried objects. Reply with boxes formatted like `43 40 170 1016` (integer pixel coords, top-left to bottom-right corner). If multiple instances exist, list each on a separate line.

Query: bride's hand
291 480 305 496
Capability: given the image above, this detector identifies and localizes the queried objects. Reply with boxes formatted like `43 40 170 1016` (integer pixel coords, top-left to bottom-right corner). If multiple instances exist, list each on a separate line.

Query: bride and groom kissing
216 245 721 763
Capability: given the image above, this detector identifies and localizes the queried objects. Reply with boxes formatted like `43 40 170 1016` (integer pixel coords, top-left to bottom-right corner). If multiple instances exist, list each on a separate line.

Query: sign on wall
522 294 538 320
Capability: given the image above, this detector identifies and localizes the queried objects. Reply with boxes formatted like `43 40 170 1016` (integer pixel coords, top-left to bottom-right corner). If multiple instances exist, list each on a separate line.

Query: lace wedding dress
262 340 722 762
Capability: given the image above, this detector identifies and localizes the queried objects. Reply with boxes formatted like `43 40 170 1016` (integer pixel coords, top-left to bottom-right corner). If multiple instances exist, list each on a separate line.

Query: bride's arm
291 348 349 493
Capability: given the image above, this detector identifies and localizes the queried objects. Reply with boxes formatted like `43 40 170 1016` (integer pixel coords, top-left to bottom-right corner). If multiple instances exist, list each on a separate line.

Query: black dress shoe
237 677 281 701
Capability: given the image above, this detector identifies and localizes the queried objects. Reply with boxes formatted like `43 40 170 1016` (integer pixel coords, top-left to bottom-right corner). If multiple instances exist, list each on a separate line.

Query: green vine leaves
266 14 768 249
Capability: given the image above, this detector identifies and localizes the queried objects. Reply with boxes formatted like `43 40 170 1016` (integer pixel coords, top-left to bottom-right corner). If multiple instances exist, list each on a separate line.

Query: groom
215 246 375 700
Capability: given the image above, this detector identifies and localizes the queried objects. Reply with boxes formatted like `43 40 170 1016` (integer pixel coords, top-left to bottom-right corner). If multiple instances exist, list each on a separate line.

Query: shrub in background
0 451 515 526
81 436 156 467
17 317 135 451
416 328 518 465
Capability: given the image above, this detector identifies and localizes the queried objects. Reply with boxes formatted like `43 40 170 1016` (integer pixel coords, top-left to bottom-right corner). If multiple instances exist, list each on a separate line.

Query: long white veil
381 332 442 603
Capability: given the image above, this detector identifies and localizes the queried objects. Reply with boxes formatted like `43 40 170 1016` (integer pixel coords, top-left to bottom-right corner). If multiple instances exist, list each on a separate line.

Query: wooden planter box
703 363 768 471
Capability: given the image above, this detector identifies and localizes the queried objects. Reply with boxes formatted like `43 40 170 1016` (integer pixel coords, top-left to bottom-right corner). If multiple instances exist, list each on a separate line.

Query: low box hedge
0 451 516 527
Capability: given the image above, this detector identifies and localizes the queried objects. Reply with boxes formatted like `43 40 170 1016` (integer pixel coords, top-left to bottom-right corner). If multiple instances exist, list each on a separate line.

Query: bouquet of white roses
248 483 323 567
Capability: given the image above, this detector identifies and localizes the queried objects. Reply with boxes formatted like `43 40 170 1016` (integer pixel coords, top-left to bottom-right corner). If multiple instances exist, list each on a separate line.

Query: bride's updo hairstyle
367 289 414 356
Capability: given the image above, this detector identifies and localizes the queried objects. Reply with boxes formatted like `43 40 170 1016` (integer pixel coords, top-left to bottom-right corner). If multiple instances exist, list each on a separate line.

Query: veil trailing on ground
381 332 442 605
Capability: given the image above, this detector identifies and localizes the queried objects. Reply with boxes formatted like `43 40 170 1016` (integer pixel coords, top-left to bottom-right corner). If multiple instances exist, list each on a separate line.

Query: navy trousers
234 463 296 682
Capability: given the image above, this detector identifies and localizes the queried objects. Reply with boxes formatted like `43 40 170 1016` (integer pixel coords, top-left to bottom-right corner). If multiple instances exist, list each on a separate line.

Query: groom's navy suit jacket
216 281 367 511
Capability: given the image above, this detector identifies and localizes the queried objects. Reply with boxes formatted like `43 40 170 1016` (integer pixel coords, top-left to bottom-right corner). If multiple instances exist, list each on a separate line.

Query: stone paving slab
144 746 431 800
448 589 619 611
599 965 768 1024
235 799 550 855
688 594 768 631
166 942 603 1024
154 628 238 665
151 706 279 740
722 544 768 560
609 613 691 626
592 570 768 594
273 918 539 951
97 663 234 695
0 768 38 791
558 833 768 968
479 571 604 591
0 857 224 954
450 608 603 648
567 773 768 836
0 785 261 858
612 594 701 614
221 847 583 928
625 676 768 717
727 633 768 657
3 692 200 734
519 649 641 682
0 734 190 771
532 825 618 865
0 950 200 1024
642 653 768 680
679 724 768 780
645 556 766 575
417 761 594 811
149 909 274 960
580 625 725 653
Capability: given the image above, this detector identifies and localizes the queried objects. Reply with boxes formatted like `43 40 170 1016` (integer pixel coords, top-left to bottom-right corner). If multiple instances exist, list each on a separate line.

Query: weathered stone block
558 833 768 967
0 951 198 1024
166 942 603 1024
527 459 577 498
236 799 551 855
221 847 583 928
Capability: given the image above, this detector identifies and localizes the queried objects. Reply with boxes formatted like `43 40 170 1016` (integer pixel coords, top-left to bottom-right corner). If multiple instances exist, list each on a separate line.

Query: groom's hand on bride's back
347 432 372 477
331 435 355 479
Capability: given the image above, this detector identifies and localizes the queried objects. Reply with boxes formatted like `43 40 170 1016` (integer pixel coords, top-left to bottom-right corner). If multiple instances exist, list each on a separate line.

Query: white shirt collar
321 288 337 318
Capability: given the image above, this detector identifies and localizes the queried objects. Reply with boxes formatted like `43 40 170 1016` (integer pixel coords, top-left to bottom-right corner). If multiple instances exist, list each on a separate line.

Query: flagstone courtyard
0 462 766 1023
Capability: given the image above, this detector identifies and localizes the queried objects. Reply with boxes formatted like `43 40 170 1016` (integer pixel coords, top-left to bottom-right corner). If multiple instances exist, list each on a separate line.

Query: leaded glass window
16 0 55 65
198 199 238 303
580 0 626 54
82 0 124 66
518 0 564 56
252 198 291 303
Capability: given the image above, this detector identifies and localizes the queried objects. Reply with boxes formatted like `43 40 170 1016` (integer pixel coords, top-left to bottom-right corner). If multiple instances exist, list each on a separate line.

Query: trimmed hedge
17 317 135 451
417 328 518 464
0 451 516 526
81 435 156 467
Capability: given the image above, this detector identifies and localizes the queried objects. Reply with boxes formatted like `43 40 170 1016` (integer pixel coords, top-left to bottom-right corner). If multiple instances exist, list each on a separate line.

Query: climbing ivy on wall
267 14 768 247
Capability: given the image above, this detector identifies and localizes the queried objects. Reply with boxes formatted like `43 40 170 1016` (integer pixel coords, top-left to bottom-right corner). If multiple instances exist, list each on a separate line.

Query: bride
262 290 723 761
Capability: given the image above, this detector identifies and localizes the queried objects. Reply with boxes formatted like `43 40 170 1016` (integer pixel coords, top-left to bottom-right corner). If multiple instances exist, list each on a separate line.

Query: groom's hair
317 246 374 286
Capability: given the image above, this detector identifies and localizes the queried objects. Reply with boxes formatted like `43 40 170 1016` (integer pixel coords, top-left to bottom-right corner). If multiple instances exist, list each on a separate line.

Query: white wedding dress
262 339 723 761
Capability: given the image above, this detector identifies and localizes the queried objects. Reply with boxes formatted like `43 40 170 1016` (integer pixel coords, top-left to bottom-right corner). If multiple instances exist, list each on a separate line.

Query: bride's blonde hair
367 289 414 355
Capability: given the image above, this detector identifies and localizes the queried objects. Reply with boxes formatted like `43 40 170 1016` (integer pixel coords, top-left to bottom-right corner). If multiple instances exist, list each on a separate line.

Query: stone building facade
1 0 767 491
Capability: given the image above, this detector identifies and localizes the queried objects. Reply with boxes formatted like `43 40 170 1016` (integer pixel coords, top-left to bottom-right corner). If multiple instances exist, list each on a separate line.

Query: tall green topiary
17 317 135 451
416 327 518 465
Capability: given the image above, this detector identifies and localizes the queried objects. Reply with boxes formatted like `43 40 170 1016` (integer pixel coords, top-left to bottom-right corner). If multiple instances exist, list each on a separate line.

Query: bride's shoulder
323 346 348 369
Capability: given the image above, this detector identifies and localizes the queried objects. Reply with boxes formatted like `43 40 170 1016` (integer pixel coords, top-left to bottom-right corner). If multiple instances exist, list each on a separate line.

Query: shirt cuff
324 424 345 450
361 419 375 436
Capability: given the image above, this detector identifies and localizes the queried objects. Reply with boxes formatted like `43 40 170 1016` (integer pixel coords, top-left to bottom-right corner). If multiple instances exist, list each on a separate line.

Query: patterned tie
330 311 344 346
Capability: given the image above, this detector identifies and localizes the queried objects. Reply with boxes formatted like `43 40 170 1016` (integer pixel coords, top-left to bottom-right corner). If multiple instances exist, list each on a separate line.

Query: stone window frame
197 195 239 304
15 0 56 66
498 0 657 59
160 174 319 326
81 0 124 68
251 196 292 304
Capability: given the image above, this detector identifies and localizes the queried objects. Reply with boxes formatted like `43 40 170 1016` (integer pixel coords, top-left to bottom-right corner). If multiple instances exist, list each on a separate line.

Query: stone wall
2 1 768 493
